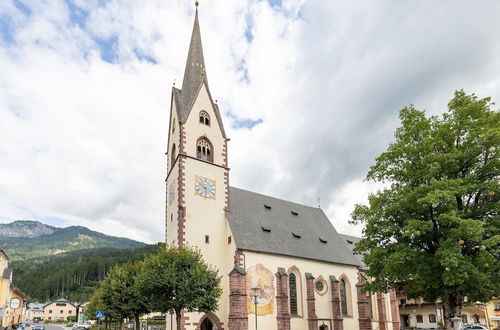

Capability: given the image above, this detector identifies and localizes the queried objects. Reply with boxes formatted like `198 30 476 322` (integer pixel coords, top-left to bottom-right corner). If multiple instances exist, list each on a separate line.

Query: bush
65 323 73 327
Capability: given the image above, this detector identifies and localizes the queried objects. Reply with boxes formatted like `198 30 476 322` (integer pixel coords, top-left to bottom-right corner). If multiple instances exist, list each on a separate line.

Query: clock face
195 177 216 198
169 184 175 203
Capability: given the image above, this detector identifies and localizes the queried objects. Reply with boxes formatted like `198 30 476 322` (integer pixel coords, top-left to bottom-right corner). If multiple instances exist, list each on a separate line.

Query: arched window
416 315 423 323
289 273 298 316
196 138 213 162
429 314 436 323
171 143 176 168
199 111 210 125
340 279 348 316
462 314 468 324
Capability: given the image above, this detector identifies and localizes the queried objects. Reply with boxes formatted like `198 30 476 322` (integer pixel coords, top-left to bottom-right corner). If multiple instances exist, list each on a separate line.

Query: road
44 325 67 330
26 323 68 330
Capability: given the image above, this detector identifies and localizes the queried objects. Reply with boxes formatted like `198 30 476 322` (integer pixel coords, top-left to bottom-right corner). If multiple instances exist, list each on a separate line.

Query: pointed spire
180 2 206 112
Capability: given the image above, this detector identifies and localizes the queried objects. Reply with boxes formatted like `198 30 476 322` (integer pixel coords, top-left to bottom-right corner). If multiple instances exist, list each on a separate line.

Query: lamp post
250 287 260 330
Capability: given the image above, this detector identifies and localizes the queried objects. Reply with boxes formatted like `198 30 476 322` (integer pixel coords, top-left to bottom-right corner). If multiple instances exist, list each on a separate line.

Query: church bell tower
165 3 229 267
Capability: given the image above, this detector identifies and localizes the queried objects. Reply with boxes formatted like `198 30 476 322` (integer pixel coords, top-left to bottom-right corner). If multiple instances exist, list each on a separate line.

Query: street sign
95 311 105 319
10 298 21 309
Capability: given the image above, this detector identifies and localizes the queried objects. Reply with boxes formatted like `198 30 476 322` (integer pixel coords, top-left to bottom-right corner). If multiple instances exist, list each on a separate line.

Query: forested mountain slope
11 244 161 302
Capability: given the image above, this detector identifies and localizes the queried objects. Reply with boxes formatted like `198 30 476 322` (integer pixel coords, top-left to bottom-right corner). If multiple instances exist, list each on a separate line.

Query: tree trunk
175 308 181 330
442 294 462 330
134 315 140 330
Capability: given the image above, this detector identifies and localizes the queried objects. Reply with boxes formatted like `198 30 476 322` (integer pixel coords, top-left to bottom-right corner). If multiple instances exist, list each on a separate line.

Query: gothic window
340 279 348 316
196 138 213 162
171 143 176 167
289 273 298 316
199 111 210 125
429 314 436 323
416 315 423 323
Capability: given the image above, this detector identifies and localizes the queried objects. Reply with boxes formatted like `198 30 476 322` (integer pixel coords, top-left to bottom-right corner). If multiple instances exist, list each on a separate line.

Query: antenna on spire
173 78 176 86
318 197 321 208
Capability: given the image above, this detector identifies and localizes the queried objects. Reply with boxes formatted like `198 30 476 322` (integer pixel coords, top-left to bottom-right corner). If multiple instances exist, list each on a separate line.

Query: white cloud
1 0 499 243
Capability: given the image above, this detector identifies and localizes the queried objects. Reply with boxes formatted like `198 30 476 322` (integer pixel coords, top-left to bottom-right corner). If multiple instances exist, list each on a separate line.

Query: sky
1 0 500 243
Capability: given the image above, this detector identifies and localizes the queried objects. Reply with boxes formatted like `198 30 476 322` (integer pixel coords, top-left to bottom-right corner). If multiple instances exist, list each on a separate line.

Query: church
165 4 400 330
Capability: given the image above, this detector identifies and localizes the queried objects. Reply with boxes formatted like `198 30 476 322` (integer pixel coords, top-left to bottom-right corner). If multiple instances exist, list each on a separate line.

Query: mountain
0 220 145 261
12 244 161 302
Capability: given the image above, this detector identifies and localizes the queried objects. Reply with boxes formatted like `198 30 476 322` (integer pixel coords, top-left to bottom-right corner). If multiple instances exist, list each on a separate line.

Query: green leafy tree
136 244 222 330
85 287 105 320
101 262 152 330
351 90 499 329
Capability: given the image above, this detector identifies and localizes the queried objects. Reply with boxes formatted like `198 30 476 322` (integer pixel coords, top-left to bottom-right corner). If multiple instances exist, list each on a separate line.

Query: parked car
461 325 488 330
33 325 44 330
72 322 92 330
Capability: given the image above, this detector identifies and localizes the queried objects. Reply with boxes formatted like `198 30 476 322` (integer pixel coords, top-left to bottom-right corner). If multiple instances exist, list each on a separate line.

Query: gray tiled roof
173 8 227 138
339 234 364 267
2 268 12 280
226 187 361 266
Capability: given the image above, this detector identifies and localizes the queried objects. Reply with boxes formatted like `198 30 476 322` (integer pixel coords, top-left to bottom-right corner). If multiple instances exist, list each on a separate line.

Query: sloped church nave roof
226 187 362 267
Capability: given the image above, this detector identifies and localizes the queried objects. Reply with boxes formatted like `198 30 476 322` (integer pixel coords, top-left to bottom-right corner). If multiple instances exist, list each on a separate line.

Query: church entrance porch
196 313 223 330
200 318 213 330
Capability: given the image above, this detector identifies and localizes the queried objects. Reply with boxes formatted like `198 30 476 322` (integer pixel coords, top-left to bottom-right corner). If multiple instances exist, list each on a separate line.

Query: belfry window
289 273 298 316
340 279 348 316
199 111 210 125
196 138 213 162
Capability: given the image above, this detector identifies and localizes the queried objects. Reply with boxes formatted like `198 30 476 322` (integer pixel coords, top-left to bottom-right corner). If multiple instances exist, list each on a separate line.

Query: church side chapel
165 4 400 330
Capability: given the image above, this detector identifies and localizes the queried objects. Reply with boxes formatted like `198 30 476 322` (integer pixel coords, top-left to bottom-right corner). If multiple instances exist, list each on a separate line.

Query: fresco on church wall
246 263 275 315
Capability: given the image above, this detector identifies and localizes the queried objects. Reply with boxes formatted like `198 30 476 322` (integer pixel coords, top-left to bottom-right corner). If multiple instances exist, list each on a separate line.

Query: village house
0 250 27 328
26 303 45 321
397 292 490 329
44 298 76 322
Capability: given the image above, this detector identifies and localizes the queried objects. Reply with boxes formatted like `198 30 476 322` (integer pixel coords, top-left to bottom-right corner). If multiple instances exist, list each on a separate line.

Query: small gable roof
2 268 12 280
0 249 9 260
45 298 75 308
226 187 360 266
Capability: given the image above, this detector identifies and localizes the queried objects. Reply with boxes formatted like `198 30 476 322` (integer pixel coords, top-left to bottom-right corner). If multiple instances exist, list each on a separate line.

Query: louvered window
289 273 298 316
196 138 213 162
199 111 210 125
340 279 348 316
